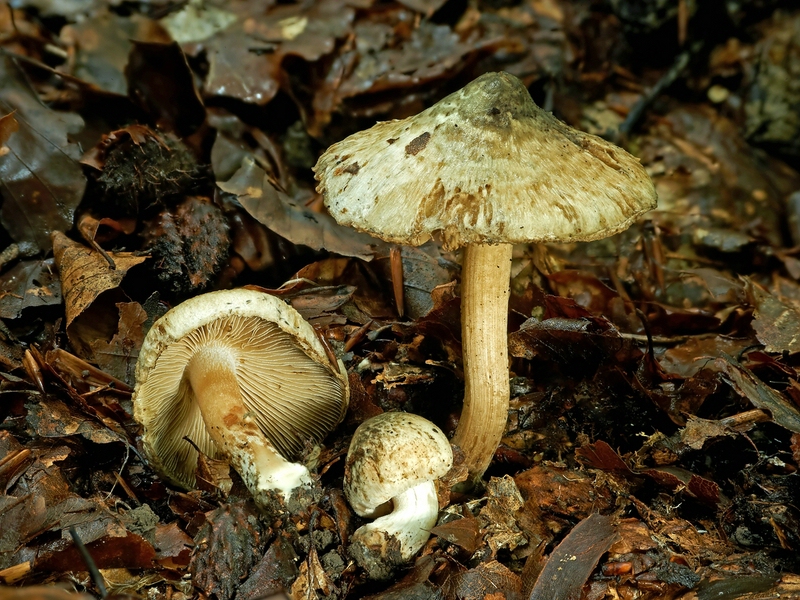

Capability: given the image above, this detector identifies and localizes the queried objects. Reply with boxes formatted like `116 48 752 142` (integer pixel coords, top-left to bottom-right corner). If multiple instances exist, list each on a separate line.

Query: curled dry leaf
51 231 147 359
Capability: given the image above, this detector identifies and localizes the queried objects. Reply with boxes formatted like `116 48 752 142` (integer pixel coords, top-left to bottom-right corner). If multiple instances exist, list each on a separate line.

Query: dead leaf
0 54 87 253
448 560 522 600
430 512 480 554
51 231 147 358
0 258 61 319
60 11 171 96
191 501 270 600
219 157 381 261
89 301 146 386
747 280 800 353
529 513 617 600
717 356 800 434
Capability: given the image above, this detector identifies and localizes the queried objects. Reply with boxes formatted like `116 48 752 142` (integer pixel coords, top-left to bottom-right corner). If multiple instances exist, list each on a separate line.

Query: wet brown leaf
60 11 171 96
748 280 800 354
529 513 617 600
0 54 87 252
238 535 299 600
25 395 121 445
430 511 480 555
515 464 616 519
0 258 61 319
219 158 381 261
153 521 194 568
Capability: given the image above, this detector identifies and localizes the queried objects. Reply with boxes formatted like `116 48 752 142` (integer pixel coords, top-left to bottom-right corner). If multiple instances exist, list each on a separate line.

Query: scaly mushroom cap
344 412 453 518
133 288 349 489
315 72 657 250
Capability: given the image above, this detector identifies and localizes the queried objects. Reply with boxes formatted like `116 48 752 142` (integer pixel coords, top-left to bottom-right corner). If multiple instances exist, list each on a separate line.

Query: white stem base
349 481 439 579
188 346 312 502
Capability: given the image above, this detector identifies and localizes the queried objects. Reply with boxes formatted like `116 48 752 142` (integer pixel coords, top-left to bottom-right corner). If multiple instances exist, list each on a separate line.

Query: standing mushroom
133 288 349 505
344 412 453 579
315 72 657 486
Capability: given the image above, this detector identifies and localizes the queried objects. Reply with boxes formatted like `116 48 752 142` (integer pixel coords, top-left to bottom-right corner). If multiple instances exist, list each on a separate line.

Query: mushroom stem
453 243 513 486
350 481 439 578
187 346 313 501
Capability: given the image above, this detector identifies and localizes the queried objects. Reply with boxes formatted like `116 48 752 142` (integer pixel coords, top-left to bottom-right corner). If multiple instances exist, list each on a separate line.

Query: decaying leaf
219 158 381 261
747 279 800 354
51 231 147 358
717 356 800 434
88 301 146 386
0 54 87 253
0 258 61 319
529 513 617 600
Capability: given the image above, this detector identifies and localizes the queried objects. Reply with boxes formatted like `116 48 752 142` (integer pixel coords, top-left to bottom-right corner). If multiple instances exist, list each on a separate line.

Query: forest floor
2 0 800 598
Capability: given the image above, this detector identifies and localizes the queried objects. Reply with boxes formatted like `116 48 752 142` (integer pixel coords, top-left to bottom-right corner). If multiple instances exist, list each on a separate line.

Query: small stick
344 320 373 353
618 41 702 135
69 527 108 598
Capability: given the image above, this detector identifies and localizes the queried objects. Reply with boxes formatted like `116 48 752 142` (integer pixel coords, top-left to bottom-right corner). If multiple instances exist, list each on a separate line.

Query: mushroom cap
133 288 349 489
344 412 453 517
315 72 657 250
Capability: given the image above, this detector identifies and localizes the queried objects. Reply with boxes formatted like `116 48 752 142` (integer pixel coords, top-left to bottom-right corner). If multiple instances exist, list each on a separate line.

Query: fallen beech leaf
218 157 381 261
26 395 121 445
154 522 194 568
36 530 156 571
529 513 617 600
51 231 147 359
430 512 480 554
0 111 18 145
60 11 171 96
640 466 723 506
0 54 86 252
747 280 800 353
575 440 636 476
515 465 616 519
51 232 147 330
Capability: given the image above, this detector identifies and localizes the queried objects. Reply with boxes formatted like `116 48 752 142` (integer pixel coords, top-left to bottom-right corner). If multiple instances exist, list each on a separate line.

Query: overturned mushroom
133 288 349 504
344 412 453 579
316 72 657 486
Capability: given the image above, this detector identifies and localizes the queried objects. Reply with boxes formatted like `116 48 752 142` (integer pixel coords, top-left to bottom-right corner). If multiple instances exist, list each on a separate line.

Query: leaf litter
2 0 800 599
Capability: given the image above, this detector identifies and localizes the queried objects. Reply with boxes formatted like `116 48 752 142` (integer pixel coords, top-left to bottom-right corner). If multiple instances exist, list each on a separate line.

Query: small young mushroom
344 412 453 580
315 72 657 486
133 288 349 505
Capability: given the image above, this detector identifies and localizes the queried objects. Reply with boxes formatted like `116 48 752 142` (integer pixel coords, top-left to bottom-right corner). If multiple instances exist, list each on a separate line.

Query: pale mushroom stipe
132 288 349 505
344 412 453 580
315 71 657 486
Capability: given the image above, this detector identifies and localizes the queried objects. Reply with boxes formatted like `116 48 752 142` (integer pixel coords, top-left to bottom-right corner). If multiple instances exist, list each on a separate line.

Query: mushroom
344 412 453 580
315 72 657 486
133 288 349 505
